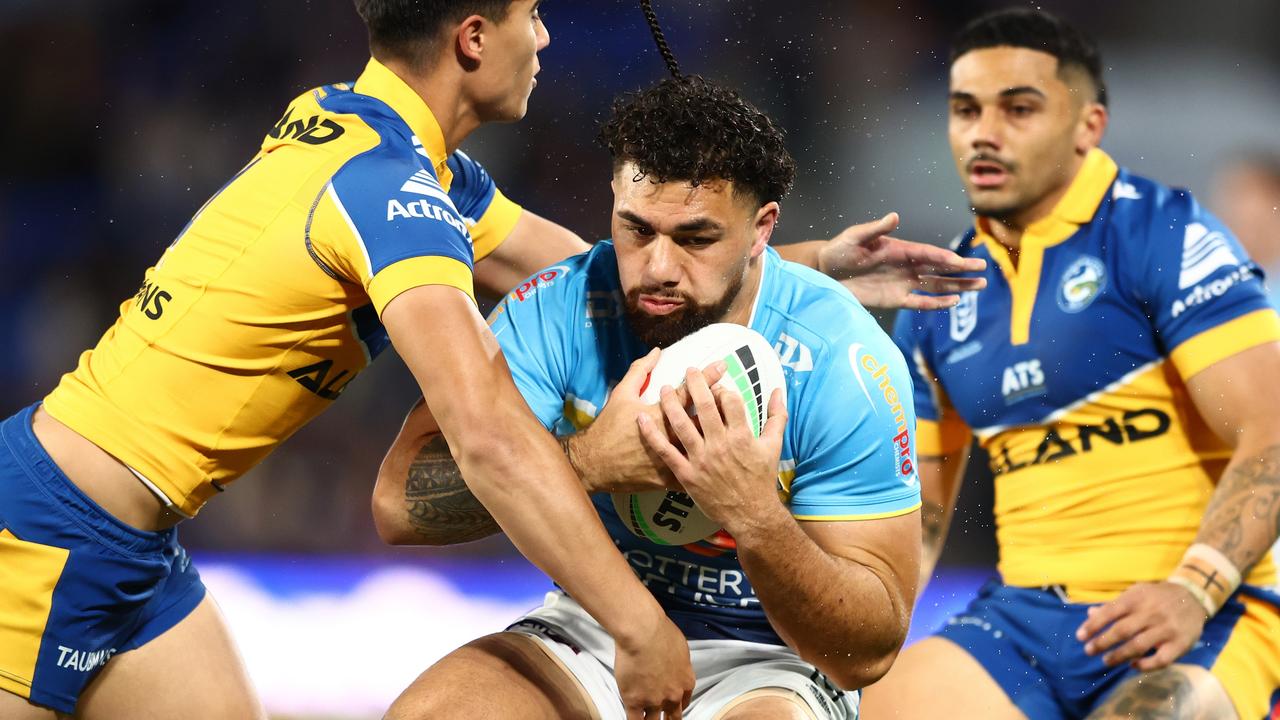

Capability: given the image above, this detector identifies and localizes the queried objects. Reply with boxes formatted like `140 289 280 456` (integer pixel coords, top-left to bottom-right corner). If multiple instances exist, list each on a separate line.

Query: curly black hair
597 76 797 205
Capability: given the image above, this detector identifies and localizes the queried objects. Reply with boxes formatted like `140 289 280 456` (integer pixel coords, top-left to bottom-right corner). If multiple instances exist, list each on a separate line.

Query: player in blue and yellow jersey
862 9 1280 720
0 1 988 716
372 76 922 720
0 2 710 716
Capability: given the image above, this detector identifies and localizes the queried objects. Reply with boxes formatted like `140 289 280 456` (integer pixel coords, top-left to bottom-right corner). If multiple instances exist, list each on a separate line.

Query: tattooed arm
917 446 971 591
1077 341 1280 671
1187 343 1280 575
373 397 577 545
372 396 498 546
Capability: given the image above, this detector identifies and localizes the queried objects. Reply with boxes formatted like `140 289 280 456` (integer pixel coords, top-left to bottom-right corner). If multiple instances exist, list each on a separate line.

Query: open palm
820 213 987 310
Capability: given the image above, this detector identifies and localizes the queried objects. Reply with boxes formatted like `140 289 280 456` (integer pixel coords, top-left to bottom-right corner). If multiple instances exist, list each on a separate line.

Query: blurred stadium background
3 0 1278 717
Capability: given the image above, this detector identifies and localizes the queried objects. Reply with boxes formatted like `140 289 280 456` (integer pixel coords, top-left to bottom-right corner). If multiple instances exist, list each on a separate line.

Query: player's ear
750 201 780 257
455 14 487 64
1074 101 1108 156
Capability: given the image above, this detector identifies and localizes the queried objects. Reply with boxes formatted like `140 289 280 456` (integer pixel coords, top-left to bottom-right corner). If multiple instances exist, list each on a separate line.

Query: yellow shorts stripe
0 529 70 698
1210 593 1280 720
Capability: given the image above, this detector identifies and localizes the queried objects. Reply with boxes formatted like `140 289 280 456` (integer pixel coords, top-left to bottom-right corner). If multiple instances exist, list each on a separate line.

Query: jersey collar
971 148 1118 346
354 58 454 190
973 148 1118 252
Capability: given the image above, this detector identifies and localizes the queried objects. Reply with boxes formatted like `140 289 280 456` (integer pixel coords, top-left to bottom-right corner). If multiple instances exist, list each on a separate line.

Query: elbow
812 622 909 690
371 487 416 546
819 646 903 691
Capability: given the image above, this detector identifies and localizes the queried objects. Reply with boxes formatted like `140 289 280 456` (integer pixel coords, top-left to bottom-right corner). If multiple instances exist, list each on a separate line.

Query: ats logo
850 345 916 485
1001 359 1045 404
510 265 570 303
268 107 345 145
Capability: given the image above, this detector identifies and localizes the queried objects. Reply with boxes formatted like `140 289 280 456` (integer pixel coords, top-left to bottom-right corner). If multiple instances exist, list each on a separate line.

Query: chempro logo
510 265 571 303
850 345 916 484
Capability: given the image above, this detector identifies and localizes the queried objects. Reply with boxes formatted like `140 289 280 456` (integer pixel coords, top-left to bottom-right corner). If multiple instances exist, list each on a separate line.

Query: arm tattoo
403 433 501 544
921 500 949 552
1198 442 1280 571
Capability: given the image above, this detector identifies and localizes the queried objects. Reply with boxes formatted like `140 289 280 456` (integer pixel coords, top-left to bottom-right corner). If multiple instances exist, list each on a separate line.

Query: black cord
640 0 682 79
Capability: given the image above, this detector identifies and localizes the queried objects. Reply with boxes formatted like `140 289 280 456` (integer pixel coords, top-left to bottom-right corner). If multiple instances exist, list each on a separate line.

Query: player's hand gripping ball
612 324 786 545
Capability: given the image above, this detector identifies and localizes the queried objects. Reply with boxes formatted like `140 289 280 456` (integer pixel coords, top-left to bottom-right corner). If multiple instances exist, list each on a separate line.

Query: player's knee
715 692 816 720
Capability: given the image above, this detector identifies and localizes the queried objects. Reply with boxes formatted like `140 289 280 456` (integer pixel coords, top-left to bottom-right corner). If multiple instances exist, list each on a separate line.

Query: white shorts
506 591 858 720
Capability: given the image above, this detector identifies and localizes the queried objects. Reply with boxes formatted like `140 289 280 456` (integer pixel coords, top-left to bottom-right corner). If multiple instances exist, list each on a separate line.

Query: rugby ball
612 323 786 546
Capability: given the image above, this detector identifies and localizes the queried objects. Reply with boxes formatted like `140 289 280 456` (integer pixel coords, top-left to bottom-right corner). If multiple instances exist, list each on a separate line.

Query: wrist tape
1166 543 1242 617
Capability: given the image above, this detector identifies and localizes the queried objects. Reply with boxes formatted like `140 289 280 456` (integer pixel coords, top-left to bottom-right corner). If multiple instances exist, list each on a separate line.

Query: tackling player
862 8 1280 719
0 1 982 717
0 2 696 717
373 76 923 720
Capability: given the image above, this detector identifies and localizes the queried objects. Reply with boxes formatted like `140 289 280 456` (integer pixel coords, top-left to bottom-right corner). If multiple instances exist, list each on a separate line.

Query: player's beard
624 272 745 349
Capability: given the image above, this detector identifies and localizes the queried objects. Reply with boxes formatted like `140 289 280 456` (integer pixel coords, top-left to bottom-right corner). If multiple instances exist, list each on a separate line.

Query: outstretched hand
819 212 987 310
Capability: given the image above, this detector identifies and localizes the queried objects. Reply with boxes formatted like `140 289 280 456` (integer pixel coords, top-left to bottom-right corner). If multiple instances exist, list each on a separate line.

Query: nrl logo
950 290 978 342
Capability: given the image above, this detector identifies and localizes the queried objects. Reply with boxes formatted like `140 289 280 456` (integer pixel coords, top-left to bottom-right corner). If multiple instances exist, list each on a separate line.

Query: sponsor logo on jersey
774 333 814 373
1112 181 1142 200
1001 359 1046 404
585 290 623 321
411 135 430 159
268 107 345 145
850 346 916 483
1058 256 1106 313
133 279 173 320
288 359 356 400
621 546 758 608
510 265 571 303
945 340 983 365
988 407 1170 476
385 198 470 237
1180 223 1241 289
950 290 979 342
1171 265 1257 318
56 645 115 673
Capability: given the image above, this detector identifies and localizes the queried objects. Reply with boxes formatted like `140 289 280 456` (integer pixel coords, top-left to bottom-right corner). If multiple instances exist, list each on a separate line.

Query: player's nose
643 236 682 284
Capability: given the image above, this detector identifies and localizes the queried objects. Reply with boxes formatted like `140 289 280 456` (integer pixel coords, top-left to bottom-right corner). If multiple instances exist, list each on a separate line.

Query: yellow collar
354 58 453 189
974 147 1118 251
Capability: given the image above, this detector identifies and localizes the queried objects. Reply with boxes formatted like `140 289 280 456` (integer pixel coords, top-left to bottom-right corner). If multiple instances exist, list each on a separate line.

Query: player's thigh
0 690 61 720
384 631 598 720
74 593 264 720
712 689 816 720
1086 664 1236 720
858 636 1026 720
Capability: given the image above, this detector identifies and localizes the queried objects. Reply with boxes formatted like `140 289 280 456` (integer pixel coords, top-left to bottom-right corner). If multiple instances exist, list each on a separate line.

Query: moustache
965 153 1016 173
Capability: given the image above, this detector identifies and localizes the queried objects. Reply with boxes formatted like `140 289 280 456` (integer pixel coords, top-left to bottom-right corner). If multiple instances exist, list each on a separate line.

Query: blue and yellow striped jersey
894 149 1280 600
44 59 522 516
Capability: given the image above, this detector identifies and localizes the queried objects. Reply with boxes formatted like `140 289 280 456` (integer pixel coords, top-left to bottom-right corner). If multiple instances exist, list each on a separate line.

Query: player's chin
967 192 1022 219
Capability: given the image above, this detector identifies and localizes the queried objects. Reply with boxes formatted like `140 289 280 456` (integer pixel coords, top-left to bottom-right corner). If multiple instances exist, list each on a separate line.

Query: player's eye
627 224 655 238
1009 104 1035 117
681 236 716 248
951 104 978 120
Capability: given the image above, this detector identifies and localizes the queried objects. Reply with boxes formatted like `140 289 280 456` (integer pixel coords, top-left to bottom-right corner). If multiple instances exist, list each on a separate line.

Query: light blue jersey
489 242 921 645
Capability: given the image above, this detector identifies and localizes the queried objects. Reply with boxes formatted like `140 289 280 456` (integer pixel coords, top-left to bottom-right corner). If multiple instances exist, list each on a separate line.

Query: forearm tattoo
403 433 501 544
1198 442 1280 571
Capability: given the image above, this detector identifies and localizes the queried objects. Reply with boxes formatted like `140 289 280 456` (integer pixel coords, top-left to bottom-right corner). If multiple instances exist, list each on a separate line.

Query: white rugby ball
612 323 786 546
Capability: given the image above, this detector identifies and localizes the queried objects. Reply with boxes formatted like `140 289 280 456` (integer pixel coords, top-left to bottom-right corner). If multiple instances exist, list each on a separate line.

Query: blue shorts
936 580 1280 720
0 404 205 713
